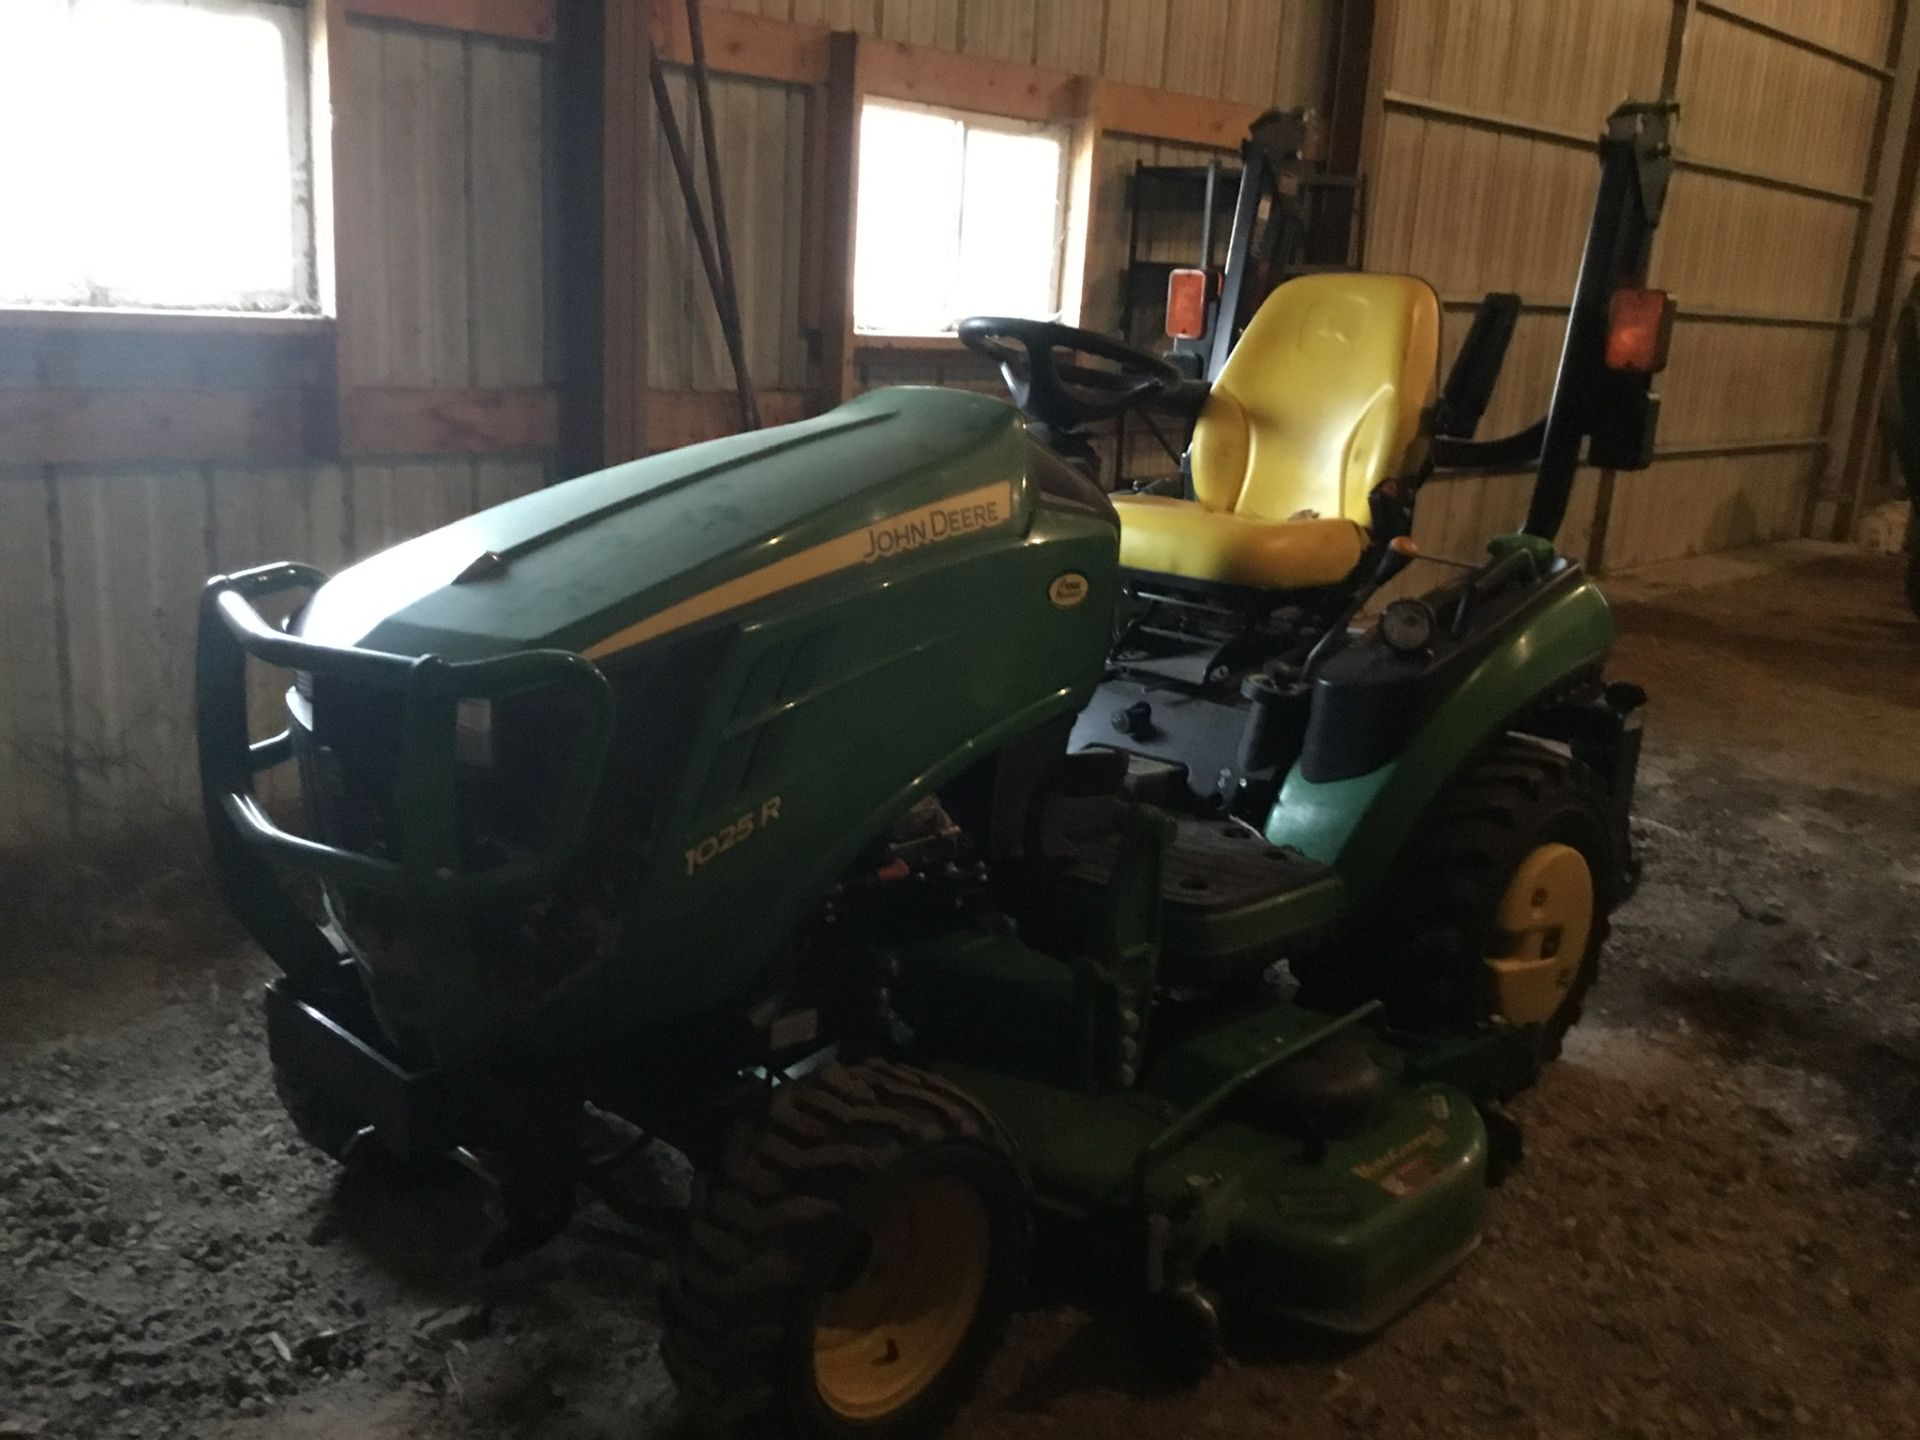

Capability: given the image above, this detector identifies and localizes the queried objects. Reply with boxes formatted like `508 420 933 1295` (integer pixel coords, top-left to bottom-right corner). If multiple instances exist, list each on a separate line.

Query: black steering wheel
959 316 1185 431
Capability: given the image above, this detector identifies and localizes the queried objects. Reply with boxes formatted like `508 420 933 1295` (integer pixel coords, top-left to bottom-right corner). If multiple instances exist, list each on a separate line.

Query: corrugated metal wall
0 17 552 848
1367 0 1904 573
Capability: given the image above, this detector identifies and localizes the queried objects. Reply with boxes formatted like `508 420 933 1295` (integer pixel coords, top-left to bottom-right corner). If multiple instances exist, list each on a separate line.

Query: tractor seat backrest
1189 273 1441 528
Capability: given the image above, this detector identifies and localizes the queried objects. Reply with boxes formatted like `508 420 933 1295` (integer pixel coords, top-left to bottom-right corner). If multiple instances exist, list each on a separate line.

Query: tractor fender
1263 570 1617 902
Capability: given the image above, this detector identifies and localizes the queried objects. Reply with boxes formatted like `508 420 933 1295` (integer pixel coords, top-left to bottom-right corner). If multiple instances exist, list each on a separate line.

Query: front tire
664 1061 1030 1440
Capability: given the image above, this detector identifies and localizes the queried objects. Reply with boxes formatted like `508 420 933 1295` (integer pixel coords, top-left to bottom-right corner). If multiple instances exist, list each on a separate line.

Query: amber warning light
1166 268 1211 341
1605 288 1674 374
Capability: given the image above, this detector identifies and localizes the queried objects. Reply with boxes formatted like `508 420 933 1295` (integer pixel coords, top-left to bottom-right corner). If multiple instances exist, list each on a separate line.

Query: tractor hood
298 388 1039 665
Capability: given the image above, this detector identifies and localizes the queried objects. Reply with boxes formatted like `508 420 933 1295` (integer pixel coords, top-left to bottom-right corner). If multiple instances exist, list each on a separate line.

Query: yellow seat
1113 273 1440 590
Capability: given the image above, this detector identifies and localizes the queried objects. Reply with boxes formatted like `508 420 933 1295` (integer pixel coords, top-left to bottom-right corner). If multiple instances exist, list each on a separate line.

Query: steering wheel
959 316 1185 431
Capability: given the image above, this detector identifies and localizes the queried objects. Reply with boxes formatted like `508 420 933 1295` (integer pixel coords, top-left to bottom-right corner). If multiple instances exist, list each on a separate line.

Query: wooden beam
651 2 830 85
818 32 862 405
652 4 1265 149
601 0 652 464
1696 0 1895 80
339 386 559 454
554 0 606 476
0 307 333 340
310 0 350 453
1352 0 1399 269
1086 79 1262 150
1058 88 1102 327
344 0 557 44
863 40 1080 123
1324 0 1377 266
1828 2 1920 538
852 334 969 355
0 389 311 465
646 388 813 450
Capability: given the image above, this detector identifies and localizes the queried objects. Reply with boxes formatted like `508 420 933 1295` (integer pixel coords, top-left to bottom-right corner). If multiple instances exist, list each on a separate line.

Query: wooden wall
0 13 553 848
666 0 1339 402
1365 0 1908 574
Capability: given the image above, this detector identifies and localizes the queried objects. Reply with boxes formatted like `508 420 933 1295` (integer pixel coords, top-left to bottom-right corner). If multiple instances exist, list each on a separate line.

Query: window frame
851 97 1073 340
0 0 319 320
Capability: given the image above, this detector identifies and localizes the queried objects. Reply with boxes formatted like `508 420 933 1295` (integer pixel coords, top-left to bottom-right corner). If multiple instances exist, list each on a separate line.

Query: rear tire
663 1061 1030 1440
1906 549 1920 619
1298 736 1619 1068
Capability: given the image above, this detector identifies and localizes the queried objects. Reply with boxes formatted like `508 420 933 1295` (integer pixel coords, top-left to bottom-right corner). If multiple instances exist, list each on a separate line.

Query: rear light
1166 268 1211 340
1605 287 1674 373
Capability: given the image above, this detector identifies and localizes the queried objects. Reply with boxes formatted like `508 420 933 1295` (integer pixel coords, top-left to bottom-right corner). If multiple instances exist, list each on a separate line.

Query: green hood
298 388 1035 663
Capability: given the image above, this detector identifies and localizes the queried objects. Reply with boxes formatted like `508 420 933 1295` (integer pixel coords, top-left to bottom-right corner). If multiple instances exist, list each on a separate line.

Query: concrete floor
3 543 1918 1440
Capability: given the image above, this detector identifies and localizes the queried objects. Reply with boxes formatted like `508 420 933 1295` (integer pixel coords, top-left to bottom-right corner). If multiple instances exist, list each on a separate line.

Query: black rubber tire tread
1296 735 1618 1066
663 1060 1029 1440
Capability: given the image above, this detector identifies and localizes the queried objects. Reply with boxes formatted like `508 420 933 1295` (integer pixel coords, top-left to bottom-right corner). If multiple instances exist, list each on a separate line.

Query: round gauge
1379 598 1437 655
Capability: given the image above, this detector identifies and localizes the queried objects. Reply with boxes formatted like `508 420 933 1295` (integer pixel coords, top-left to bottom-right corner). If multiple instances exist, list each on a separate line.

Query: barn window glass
853 101 1069 336
0 0 314 314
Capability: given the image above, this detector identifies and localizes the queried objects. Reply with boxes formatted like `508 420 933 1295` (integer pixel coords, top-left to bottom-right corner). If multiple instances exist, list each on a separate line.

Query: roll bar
1429 100 1678 541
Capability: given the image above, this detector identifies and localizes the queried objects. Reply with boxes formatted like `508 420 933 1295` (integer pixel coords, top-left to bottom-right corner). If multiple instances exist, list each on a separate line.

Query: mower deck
938 1001 1487 1333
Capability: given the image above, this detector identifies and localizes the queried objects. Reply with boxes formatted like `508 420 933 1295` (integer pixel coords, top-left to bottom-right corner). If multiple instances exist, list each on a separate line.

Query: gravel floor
3 543 1917 1440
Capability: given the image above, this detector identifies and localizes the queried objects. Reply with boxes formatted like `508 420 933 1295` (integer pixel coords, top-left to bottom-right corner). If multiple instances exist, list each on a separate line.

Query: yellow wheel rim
1485 842 1594 1026
812 1175 990 1422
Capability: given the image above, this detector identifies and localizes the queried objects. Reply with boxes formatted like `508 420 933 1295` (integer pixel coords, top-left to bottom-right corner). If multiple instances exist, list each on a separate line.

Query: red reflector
1605 287 1674 373
1166 268 1210 341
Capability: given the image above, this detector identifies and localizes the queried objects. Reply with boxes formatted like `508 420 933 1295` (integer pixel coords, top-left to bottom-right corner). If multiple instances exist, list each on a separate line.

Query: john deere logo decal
584 481 1015 659
1048 572 1090 608
860 488 1009 562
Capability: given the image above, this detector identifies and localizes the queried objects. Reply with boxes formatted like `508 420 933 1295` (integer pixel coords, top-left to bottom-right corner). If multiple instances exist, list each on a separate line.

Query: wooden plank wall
1366 0 1905 575
0 16 552 848
646 67 812 394
664 0 1338 404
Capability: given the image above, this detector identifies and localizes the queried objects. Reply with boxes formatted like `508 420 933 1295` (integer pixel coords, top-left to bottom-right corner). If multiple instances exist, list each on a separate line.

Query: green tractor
196 101 1673 1438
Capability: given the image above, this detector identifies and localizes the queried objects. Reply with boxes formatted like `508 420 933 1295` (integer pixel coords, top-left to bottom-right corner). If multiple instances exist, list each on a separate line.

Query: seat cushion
1190 273 1440 527
1112 493 1367 590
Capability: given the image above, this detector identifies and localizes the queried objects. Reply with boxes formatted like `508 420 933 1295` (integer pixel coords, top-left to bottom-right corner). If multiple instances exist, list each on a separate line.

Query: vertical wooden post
554 0 608 475
1348 0 1397 270
600 0 654 463
1324 0 1377 268
309 0 351 456
1058 78 1103 330
1828 2 1920 539
817 31 863 405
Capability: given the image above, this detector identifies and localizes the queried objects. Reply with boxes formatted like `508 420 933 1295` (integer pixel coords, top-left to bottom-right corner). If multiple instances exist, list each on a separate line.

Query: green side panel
896 927 1085 1083
1160 875 1347 973
1264 570 1617 899
516 476 1120 1053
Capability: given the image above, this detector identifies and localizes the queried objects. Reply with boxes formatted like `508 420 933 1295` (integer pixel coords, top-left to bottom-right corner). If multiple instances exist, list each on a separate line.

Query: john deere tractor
196 102 1674 1438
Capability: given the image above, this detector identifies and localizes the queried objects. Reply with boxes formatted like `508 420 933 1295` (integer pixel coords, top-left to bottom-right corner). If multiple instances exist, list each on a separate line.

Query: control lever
1302 538 1420 679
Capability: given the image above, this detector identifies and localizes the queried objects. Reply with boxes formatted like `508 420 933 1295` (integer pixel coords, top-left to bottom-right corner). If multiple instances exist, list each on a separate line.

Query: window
853 101 1068 337
0 0 314 314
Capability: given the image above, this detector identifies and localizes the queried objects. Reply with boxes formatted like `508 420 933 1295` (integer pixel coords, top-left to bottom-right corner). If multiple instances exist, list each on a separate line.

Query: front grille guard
195 561 615 996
